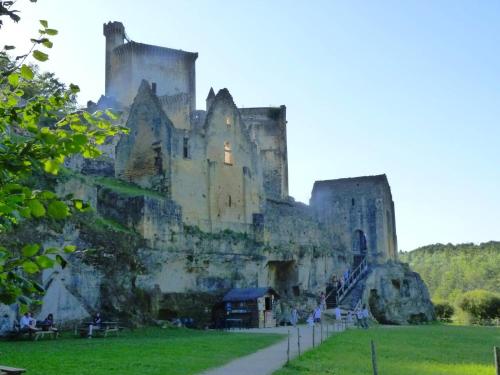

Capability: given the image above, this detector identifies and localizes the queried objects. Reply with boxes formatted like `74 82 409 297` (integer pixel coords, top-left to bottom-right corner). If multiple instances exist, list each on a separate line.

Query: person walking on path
335 306 342 322
320 292 326 311
290 307 298 327
347 310 353 325
306 313 314 327
361 304 370 329
313 305 322 324
355 308 364 328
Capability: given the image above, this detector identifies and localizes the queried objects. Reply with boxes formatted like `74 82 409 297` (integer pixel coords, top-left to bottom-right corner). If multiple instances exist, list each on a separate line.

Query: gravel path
201 323 346 375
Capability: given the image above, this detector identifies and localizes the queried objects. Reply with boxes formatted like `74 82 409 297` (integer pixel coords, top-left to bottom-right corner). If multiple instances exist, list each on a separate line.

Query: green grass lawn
0 327 283 375
275 325 499 375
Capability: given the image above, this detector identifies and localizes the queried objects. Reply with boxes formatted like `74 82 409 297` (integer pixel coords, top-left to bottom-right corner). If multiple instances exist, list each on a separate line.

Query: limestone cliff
363 261 435 324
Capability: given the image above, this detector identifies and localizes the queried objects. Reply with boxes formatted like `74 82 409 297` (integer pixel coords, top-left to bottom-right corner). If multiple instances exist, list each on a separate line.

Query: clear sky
3 0 499 251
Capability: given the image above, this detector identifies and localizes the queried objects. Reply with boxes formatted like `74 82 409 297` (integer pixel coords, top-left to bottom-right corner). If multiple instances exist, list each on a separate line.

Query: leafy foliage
0 9 127 307
433 301 454 322
399 242 500 303
458 289 500 322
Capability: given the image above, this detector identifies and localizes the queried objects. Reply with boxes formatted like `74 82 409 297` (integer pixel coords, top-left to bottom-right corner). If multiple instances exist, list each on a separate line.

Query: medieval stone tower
103 21 197 115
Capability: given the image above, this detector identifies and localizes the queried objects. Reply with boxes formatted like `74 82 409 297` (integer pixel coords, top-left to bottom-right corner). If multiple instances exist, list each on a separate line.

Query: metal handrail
325 256 369 306
337 257 368 303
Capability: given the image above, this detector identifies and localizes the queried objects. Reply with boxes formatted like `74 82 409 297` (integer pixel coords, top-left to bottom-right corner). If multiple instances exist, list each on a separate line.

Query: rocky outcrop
362 261 435 324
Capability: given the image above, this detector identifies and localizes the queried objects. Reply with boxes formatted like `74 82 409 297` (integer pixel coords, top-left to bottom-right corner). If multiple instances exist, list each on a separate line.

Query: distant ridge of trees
400 241 500 323
399 241 500 302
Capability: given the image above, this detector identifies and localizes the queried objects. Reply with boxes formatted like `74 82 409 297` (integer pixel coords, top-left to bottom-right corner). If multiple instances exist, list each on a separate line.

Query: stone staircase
325 256 370 310
338 275 367 310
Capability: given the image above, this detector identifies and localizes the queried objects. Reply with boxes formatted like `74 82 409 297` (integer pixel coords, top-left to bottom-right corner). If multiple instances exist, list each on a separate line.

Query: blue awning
222 287 279 302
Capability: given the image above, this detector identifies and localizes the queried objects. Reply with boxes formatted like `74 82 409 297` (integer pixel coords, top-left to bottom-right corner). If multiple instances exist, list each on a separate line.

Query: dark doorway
352 229 367 268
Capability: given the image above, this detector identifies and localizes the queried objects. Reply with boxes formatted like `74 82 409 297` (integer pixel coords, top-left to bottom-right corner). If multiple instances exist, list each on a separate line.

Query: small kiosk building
222 287 279 328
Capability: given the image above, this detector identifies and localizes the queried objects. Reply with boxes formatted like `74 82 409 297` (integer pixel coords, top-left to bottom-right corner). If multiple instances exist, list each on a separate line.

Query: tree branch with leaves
0 1 127 308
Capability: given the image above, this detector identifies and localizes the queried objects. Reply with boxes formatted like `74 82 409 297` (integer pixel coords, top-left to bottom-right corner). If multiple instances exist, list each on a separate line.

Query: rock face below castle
5 21 434 328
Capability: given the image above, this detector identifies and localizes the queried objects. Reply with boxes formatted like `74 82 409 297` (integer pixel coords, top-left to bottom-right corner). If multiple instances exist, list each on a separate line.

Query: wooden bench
34 330 57 341
101 325 119 337
77 322 120 338
0 365 26 374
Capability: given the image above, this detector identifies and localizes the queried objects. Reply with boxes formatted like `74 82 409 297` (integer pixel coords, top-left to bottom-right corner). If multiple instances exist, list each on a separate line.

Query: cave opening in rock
267 260 298 298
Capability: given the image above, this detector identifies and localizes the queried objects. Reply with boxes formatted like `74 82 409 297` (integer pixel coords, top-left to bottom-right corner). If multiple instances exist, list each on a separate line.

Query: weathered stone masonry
21 21 434 327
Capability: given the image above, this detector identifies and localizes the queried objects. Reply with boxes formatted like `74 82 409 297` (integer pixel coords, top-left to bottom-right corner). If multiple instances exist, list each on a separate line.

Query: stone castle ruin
3 22 434 327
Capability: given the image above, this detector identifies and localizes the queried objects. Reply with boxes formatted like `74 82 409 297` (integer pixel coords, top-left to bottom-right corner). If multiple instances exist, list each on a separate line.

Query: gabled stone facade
115 80 174 194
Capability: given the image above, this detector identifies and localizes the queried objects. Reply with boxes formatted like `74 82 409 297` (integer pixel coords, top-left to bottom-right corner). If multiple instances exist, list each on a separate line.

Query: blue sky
3 0 499 251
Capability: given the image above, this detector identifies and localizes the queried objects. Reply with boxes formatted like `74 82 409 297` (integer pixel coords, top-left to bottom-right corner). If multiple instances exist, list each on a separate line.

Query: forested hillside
400 241 500 303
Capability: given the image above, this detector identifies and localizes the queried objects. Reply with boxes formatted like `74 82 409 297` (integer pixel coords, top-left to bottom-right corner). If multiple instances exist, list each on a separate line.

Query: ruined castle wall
169 128 211 231
204 92 263 232
115 82 173 194
310 175 398 264
261 199 346 296
108 42 196 110
263 199 326 248
240 107 289 200
158 93 191 130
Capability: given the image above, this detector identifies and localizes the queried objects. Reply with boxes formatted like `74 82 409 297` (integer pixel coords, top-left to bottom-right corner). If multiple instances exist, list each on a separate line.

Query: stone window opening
153 145 162 174
226 116 231 128
151 82 157 95
352 198 355 206
228 195 232 207
224 141 233 165
183 137 189 159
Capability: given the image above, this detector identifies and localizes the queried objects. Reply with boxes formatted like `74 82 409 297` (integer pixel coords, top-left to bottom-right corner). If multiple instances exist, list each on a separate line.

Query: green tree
0 2 127 307
400 242 500 303
433 300 454 322
458 290 500 323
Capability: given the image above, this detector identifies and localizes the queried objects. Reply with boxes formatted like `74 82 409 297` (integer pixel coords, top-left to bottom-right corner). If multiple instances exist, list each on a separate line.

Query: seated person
20 312 38 337
42 313 58 332
306 313 314 327
88 312 102 338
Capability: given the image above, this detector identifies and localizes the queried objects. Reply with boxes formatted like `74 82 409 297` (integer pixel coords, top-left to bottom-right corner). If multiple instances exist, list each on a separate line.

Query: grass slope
0 328 283 375
275 325 499 375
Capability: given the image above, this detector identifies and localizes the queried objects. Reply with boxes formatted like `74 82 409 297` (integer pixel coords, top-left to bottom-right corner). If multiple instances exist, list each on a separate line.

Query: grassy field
275 325 499 375
0 327 283 375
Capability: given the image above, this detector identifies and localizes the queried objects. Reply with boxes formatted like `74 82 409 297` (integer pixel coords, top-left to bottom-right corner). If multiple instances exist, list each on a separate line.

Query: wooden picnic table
33 323 58 341
33 330 57 341
77 321 120 337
